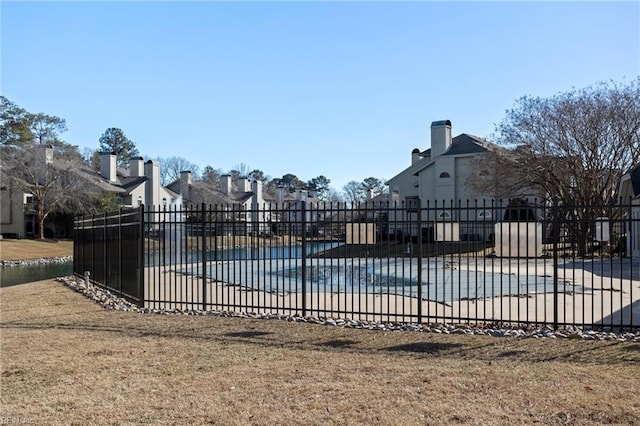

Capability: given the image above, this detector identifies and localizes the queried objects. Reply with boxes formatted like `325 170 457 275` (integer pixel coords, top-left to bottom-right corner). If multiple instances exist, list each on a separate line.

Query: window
478 210 492 220
391 186 400 204
437 210 452 221
439 172 450 178
405 196 419 212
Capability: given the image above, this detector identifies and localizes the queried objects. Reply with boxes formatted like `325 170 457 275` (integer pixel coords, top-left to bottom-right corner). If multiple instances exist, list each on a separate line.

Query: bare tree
473 78 640 256
158 156 200 185
477 79 640 205
230 163 251 178
2 143 93 239
342 181 365 206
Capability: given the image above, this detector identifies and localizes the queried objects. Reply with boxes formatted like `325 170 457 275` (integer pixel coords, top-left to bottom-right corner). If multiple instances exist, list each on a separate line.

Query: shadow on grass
622 344 640 351
224 331 273 338
317 339 359 348
384 342 462 353
2 317 639 365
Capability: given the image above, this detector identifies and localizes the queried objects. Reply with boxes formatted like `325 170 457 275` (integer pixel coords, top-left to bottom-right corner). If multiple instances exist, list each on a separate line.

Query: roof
73 165 128 194
442 134 495 156
166 178 256 206
409 133 498 176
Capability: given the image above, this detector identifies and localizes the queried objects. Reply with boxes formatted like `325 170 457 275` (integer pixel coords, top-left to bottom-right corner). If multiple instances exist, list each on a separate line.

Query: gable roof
410 133 497 176
73 165 129 194
442 134 496 156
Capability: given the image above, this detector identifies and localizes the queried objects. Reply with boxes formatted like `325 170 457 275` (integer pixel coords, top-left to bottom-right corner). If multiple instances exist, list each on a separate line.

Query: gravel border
55 275 639 342
1 256 73 268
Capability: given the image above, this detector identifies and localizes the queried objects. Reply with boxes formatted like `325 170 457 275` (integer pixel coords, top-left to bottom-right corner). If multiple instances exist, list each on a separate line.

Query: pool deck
142 258 640 328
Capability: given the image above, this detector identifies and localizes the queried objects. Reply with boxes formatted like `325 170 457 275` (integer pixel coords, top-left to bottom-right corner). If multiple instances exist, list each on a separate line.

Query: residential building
166 172 273 236
619 164 640 259
386 120 542 241
0 182 27 238
0 149 176 238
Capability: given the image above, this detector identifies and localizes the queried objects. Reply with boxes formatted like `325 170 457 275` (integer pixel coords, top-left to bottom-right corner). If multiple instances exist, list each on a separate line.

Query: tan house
0 182 27 238
93 152 176 210
167 172 273 235
386 120 545 242
0 150 176 238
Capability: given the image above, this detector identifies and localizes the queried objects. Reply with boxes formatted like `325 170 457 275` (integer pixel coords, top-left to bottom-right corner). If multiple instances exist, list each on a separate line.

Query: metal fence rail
74 199 639 331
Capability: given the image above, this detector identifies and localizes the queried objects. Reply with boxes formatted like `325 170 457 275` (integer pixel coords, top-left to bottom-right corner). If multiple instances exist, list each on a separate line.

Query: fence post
118 208 123 295
628 196 634 330
301 201 307 317
552 198 560 331
91 213 95 285
138 204 145 308
416 200 423 323
104 211 108 288
201 202 207 311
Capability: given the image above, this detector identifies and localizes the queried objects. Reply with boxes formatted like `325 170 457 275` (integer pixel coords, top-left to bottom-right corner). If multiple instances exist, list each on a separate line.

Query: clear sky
2 1 639 192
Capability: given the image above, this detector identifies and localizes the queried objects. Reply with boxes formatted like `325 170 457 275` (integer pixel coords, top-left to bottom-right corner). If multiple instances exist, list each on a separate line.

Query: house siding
0 185 25 237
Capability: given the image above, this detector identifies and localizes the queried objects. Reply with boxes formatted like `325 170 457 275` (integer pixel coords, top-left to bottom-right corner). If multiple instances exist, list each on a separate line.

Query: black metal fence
74 199 640 331
73 207 144 305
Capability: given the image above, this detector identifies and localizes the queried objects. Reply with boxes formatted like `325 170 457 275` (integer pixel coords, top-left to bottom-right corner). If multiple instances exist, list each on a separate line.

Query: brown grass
0 239 73 261
1 280 639 425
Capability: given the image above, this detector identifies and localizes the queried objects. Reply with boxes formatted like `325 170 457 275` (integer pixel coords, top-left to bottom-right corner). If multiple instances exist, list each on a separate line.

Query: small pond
0 262 73 287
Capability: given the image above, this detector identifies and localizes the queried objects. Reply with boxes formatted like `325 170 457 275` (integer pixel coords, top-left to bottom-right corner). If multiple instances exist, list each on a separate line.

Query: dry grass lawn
1 280 639 425
0 239 73 261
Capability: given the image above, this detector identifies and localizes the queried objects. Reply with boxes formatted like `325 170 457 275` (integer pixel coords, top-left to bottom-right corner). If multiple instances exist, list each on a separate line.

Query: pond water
0 262 73 287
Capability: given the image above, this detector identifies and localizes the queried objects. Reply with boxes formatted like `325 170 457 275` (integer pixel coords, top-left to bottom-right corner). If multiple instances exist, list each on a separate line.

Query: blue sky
2 1 638 192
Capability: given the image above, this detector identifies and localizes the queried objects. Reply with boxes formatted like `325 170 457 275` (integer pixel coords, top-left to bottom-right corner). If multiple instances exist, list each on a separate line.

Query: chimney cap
430 120 452 127
100 151 116 155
